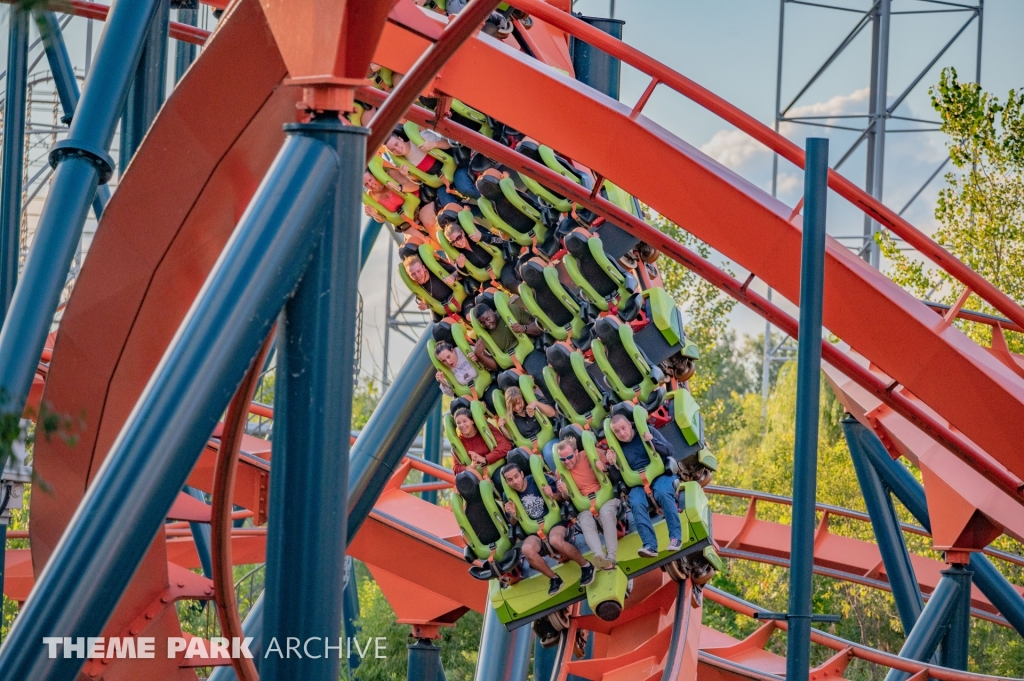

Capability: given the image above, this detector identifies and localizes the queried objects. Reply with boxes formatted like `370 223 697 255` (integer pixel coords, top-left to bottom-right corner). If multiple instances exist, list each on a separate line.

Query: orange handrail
705 587 1016 681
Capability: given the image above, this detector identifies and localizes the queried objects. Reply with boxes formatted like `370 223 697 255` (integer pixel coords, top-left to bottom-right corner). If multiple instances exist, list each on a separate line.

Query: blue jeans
453 166 481 199
628 474 681 550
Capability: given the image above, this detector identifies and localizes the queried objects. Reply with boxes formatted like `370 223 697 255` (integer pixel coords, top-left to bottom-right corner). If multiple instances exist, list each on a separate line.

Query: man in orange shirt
555 439 620 569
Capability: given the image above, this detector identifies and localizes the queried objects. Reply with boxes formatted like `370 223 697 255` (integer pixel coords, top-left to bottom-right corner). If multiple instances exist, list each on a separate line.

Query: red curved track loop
30 1 295 677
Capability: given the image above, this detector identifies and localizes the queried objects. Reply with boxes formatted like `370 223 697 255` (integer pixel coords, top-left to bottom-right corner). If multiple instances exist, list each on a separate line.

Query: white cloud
786 87 870 119
699 128 767 170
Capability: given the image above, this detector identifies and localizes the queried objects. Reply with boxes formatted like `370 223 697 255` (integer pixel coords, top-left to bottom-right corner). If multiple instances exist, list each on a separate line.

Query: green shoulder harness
591 318 660 403
493 375 555 453
552 429 614 515
563 229 633 312
428 331 491 400
470 290 535 370
399 243 467 317
604 404 666 492
500 452 561 538
451 474 513 564
542 349 608 427
518 263 585 342
438 207 506 284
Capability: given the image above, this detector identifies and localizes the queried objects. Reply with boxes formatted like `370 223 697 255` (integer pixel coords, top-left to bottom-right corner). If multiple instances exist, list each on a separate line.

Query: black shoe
580 562 595 587
548 576 564 596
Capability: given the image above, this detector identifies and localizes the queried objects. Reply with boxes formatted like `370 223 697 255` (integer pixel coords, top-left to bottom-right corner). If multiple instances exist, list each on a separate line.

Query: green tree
880 68 1024 349
344 562 481 681
707 364 1024 677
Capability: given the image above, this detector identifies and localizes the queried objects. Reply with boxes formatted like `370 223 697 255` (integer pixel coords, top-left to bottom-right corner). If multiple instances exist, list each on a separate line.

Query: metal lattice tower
761 0 984 403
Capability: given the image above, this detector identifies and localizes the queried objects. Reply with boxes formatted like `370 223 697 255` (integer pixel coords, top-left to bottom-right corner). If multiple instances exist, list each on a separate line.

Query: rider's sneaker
638 545 658 558
580 562 595 587
548 576 564 596
667 538 683 552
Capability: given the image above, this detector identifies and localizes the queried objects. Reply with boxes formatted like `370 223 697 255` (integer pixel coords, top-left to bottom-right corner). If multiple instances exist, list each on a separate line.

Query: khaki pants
575 498 620 562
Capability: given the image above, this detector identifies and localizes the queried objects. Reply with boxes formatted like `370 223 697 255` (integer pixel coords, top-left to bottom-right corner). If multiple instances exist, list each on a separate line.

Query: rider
605 413 682 558
434 341 478 397
441 213 521 291
471 300 542 372
403 255 465 320
451 407 511 477
501 462 595 594
555 439 620 569
498 385 558 459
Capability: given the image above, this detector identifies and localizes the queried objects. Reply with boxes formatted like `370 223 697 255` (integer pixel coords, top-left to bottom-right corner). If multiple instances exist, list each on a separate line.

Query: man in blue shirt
604 413 682 558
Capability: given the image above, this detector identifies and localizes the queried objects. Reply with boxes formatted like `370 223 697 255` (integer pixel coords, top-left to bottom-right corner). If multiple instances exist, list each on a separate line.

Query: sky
2 2 1022 385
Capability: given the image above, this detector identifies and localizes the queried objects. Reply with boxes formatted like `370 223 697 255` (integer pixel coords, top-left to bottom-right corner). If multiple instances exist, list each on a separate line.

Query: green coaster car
489 480 721 628
452 470 519 580
476 169 551 249
591 316 665 409
626 287 700 382
437 205 507 285
656 388 717 487
542 344 609 428
470 290 536 371
493 374 555 454
518 259 588 344
563 227 638 313
444 399 506 477
398 243 467 318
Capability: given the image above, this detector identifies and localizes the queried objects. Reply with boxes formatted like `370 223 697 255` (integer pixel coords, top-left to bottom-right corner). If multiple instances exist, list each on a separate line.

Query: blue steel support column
120 0 170 170
474 603 532 681
174 2 197 82
533 638 557 681
847 418 1024 636
938 564 973 670
343 557 361 677
348 329 441 540
407 637 446 681
842 415 923 634
786 137 829 681
33 10 110 219
0 0 161 423
183 485 213 578
883 575 960 681
422 401 442 504
0 4 28 317
261 121 366 681
569 16 624 99
0 134 339 681
360 218 384 269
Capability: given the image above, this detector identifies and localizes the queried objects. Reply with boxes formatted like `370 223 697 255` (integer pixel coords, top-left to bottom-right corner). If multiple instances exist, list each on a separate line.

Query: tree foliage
880 68 1024 349
708 363 1024 677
